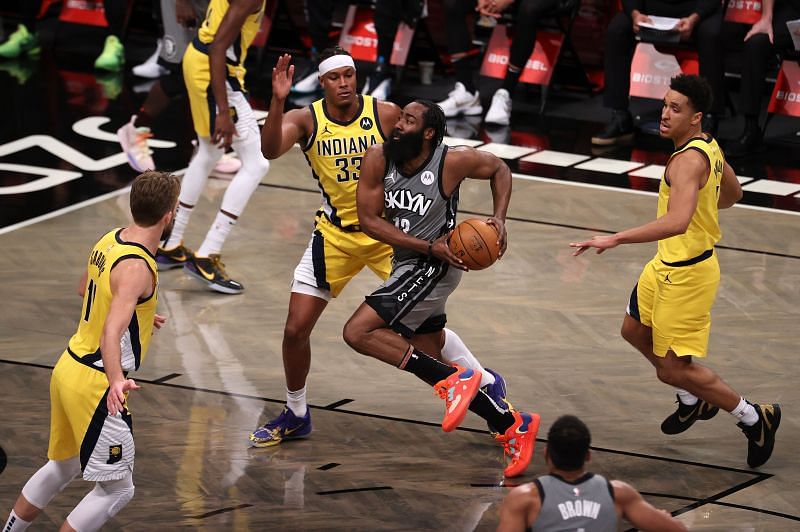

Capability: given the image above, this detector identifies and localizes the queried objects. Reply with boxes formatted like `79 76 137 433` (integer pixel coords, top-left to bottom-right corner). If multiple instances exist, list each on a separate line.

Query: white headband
318 55 356 77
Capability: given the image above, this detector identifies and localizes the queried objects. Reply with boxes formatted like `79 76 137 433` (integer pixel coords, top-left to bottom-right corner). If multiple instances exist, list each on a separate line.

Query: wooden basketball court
1 146 798 530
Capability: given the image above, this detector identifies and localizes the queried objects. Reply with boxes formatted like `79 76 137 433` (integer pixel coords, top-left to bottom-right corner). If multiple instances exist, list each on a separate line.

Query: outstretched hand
569 235 619 256
107 378 140 416
272 53 295 101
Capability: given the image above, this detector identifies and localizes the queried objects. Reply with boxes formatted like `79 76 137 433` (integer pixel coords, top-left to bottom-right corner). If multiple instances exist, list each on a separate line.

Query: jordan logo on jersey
321 124 332 136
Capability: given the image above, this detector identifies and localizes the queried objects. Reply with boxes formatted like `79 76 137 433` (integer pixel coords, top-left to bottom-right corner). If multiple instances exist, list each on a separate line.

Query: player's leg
250 228 363 446
62 473 135 532
160 49 223 267
622 262 716 433
188 87 269 294
4 458 81 531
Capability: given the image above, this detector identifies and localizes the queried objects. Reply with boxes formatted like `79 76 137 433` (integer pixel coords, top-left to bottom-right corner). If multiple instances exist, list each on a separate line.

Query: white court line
1 165 798 237
0 168 187 237
511 173 800 217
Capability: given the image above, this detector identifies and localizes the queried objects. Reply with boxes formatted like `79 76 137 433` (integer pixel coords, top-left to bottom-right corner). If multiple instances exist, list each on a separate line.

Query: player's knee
342 319 364 350
21 457 81 509
655 364 680 386
284 318 312 344
101 475 135 517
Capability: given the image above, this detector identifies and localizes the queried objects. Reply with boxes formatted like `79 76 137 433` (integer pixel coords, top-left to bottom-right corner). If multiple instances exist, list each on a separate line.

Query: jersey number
394 217 411 233
83 279 97 322
334 156 362 182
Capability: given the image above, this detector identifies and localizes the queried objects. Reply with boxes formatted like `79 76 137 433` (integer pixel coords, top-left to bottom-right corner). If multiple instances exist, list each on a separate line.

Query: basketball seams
463 220 494 267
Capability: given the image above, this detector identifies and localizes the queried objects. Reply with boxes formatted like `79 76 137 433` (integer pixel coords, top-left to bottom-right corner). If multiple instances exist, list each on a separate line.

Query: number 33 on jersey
303 94 385 230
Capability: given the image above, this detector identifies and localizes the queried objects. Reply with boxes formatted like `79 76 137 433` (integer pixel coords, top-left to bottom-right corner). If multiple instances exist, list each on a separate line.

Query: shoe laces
208 255 231 280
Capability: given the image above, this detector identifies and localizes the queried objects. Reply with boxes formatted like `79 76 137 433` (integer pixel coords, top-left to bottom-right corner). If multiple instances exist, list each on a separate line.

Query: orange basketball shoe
497 412 541 477
434 365 481 432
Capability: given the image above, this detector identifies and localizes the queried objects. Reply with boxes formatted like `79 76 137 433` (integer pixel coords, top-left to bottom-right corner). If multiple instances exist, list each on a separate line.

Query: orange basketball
448 218 501 270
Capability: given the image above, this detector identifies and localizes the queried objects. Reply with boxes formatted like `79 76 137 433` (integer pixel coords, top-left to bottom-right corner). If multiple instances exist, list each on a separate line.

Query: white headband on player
318 54 356 77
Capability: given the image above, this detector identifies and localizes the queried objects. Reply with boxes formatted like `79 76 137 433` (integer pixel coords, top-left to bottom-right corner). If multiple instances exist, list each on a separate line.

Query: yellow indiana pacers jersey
196 0 265 85
656 136 724 264
303 95 385 229
67 229 158 372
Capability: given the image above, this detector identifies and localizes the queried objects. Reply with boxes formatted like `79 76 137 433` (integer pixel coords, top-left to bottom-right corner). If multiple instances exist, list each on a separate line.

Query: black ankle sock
399 348 456 386
501 66 521 93
469 391 516 433
454 59 476 94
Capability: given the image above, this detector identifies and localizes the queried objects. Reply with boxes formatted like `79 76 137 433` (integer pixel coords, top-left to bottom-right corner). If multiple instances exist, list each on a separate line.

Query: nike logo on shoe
448 396 462 414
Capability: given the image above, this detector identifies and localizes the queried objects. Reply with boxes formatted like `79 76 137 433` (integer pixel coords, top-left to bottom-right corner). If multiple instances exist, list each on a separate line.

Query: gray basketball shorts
365 258 462 338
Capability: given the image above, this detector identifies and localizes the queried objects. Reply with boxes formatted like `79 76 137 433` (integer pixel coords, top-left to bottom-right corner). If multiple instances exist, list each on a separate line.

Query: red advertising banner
768 61 800 116
59 0 108 28
630 43 683 99
725 0 762 24
338 5 414 66
479 25 564 86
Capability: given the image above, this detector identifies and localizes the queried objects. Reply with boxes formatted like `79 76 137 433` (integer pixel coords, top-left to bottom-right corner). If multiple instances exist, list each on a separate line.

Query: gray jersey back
383 144 458 263
531 473 617 532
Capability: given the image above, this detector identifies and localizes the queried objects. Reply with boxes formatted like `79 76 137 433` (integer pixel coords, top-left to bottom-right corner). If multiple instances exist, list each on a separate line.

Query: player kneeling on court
3 171 180 532
342 99 541 478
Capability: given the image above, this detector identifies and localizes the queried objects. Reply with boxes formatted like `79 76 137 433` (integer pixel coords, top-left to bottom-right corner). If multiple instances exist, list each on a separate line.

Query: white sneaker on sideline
291 70 321 94
117 116 155 172
132 39 169 78
485 88 511 126
438 82 482 118
368 78 392 101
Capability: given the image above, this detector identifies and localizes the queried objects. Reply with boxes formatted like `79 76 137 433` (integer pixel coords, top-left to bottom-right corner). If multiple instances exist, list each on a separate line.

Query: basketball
448 219 501 270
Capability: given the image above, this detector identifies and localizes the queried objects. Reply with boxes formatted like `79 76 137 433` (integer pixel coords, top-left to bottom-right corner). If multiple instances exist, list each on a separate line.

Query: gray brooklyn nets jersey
383 144 458 263
531 473 617 532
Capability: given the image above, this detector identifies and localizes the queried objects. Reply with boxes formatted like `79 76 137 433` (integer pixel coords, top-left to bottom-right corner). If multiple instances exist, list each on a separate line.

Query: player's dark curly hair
670 74 712 114
317 46 352 65
413 99 447 147
547 415 592 471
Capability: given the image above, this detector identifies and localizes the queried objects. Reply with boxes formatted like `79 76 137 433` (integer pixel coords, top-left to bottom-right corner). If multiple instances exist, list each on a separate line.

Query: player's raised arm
100 260 153 415
261 54 312 159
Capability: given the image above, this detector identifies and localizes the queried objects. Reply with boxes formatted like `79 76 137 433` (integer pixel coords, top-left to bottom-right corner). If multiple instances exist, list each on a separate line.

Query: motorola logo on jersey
360 117 374 130
420 170 435 186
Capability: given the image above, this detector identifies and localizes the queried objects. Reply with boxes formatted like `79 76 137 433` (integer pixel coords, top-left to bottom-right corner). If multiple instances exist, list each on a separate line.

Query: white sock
440 328 495 388
676 388 698 406
730 397 759 426
3 510 31 531
164 203 193 249
197 211 236 257
286 387 307 417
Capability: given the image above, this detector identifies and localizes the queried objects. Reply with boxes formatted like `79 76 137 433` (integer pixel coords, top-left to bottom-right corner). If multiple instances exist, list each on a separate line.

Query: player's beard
383 129 424 163
160 217 175 242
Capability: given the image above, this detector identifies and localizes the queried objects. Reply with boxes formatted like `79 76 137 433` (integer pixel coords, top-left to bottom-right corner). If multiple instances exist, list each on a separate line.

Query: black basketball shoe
739 403 781 468
660 395 719 435
184 254 244 294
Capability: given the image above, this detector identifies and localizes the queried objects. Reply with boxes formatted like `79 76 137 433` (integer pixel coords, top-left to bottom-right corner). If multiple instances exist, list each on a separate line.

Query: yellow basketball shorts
182 44 256 140
48 352 135 481
627 253 720 357
293 216 393 298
